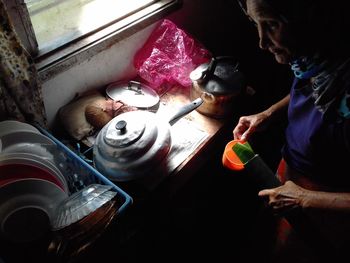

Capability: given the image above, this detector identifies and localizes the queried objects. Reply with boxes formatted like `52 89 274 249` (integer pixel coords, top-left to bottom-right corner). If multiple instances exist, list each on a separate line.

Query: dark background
1 0 294 262
95 1 295 259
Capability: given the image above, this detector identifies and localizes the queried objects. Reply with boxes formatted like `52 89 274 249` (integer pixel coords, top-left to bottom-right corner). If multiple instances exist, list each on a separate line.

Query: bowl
0 178 68 243
52 184 115 230
0 120 40 138
0 130 55 152
222 139 245 171
0 163 66 192
0 152 69 194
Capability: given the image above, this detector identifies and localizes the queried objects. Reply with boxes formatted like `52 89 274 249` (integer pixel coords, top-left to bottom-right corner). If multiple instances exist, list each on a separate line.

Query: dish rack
0 124 133 263
34 125 133 216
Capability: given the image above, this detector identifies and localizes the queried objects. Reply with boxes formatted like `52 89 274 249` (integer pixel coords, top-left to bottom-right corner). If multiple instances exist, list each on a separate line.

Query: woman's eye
266 21 279 31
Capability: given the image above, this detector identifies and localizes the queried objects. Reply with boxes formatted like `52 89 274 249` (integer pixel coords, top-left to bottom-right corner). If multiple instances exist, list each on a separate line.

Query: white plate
0 152 69 194
0 178 68 243
0 120 40 137
0 130 55 152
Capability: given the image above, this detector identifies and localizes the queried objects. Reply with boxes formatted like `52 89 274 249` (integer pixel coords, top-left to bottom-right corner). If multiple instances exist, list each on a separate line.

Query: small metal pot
93 98 203 182
190 56 246 118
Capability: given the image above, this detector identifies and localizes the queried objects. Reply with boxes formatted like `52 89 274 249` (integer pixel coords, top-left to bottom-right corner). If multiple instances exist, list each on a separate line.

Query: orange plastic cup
222 139 245 171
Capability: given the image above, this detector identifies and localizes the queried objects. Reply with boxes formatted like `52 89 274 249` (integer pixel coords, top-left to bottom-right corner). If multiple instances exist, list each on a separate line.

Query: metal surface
190 56 246 118
93 97 203 182
52 184 116 230
106 80 160 110
93 110 171 181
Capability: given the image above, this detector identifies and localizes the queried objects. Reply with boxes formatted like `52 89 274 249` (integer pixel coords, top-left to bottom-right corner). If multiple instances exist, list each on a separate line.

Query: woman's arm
259 180 350 214
233 94 290 140
302 188 350 213
263 94 290 121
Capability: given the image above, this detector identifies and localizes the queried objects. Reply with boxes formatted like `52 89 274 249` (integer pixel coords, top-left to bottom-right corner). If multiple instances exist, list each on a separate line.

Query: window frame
4 0 182 82
4 0 39 55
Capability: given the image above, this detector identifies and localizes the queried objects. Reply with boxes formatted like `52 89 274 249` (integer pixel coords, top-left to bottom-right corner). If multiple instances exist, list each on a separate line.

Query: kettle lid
190 56 246 95
104 115 147 148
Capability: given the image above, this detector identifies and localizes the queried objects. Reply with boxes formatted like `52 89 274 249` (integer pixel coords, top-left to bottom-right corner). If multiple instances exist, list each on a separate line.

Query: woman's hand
233 95 290 141
233 111 271 141
258 181 308 215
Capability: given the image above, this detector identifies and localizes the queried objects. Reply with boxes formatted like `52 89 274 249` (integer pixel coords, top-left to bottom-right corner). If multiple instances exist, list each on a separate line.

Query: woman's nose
258 27 269 50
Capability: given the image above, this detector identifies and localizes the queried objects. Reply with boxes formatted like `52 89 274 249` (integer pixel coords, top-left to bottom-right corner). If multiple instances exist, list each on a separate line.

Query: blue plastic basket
34 125 133 216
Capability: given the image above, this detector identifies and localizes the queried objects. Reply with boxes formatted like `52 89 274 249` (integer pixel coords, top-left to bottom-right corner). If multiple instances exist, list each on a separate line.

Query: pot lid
102 111 157 150
106 80 159 110
104 118 146 148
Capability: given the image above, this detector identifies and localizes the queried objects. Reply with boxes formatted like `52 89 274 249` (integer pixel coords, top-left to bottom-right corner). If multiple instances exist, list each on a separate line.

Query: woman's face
246 0 297 64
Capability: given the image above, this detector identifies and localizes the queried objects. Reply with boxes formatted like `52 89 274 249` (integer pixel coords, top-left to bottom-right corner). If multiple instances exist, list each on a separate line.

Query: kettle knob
115 120 127 134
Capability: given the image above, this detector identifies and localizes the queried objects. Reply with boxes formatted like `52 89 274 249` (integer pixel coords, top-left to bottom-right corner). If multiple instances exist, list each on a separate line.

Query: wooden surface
159 85 225 140
75 84 241 263
159 85 226 188
116 84 233 202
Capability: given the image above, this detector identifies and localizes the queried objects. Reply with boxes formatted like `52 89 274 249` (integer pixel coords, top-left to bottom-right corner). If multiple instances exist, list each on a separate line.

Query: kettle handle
202 56 240 81
168 98 203 126
202 57 217 82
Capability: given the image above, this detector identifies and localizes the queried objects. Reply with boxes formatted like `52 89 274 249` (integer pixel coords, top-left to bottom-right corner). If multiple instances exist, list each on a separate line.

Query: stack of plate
49 184 119 261
0 120 69 243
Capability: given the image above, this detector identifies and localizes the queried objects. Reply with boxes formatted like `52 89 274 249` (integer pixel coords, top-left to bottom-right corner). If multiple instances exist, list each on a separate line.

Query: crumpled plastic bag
134 19 212 89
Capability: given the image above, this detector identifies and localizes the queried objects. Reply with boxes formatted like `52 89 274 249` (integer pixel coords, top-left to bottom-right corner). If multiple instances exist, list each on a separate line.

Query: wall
43 0 292 128
42 26 153 127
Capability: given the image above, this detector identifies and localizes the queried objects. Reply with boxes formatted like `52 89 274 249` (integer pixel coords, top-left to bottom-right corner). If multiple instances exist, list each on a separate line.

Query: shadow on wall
170 0 293 171
170 0 293 111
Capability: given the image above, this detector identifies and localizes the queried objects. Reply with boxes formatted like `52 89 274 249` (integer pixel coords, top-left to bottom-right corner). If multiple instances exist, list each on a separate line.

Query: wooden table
75 84 245 263
114 84 235 203
153 85 230 195
0 84 244 263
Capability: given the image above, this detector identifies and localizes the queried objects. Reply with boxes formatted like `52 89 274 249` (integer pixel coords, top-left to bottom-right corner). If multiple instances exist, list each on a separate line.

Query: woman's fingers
233 117 252 140
259 186 301 215
258 189 273 197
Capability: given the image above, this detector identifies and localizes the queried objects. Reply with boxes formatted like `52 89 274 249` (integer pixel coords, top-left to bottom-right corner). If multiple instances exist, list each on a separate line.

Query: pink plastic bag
134 19 212 89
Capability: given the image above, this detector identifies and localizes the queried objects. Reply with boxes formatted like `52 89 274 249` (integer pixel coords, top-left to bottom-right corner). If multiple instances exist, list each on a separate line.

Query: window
4 0 181 78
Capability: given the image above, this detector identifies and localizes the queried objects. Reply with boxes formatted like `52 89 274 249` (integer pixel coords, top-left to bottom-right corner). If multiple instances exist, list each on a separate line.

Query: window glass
25 0 156 54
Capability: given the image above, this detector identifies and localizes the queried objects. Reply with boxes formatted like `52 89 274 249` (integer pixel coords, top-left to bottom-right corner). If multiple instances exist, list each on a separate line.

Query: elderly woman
233 0 350 262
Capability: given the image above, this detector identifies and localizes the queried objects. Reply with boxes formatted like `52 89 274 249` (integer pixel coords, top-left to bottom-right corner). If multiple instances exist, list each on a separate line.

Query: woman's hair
238 0 350 58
